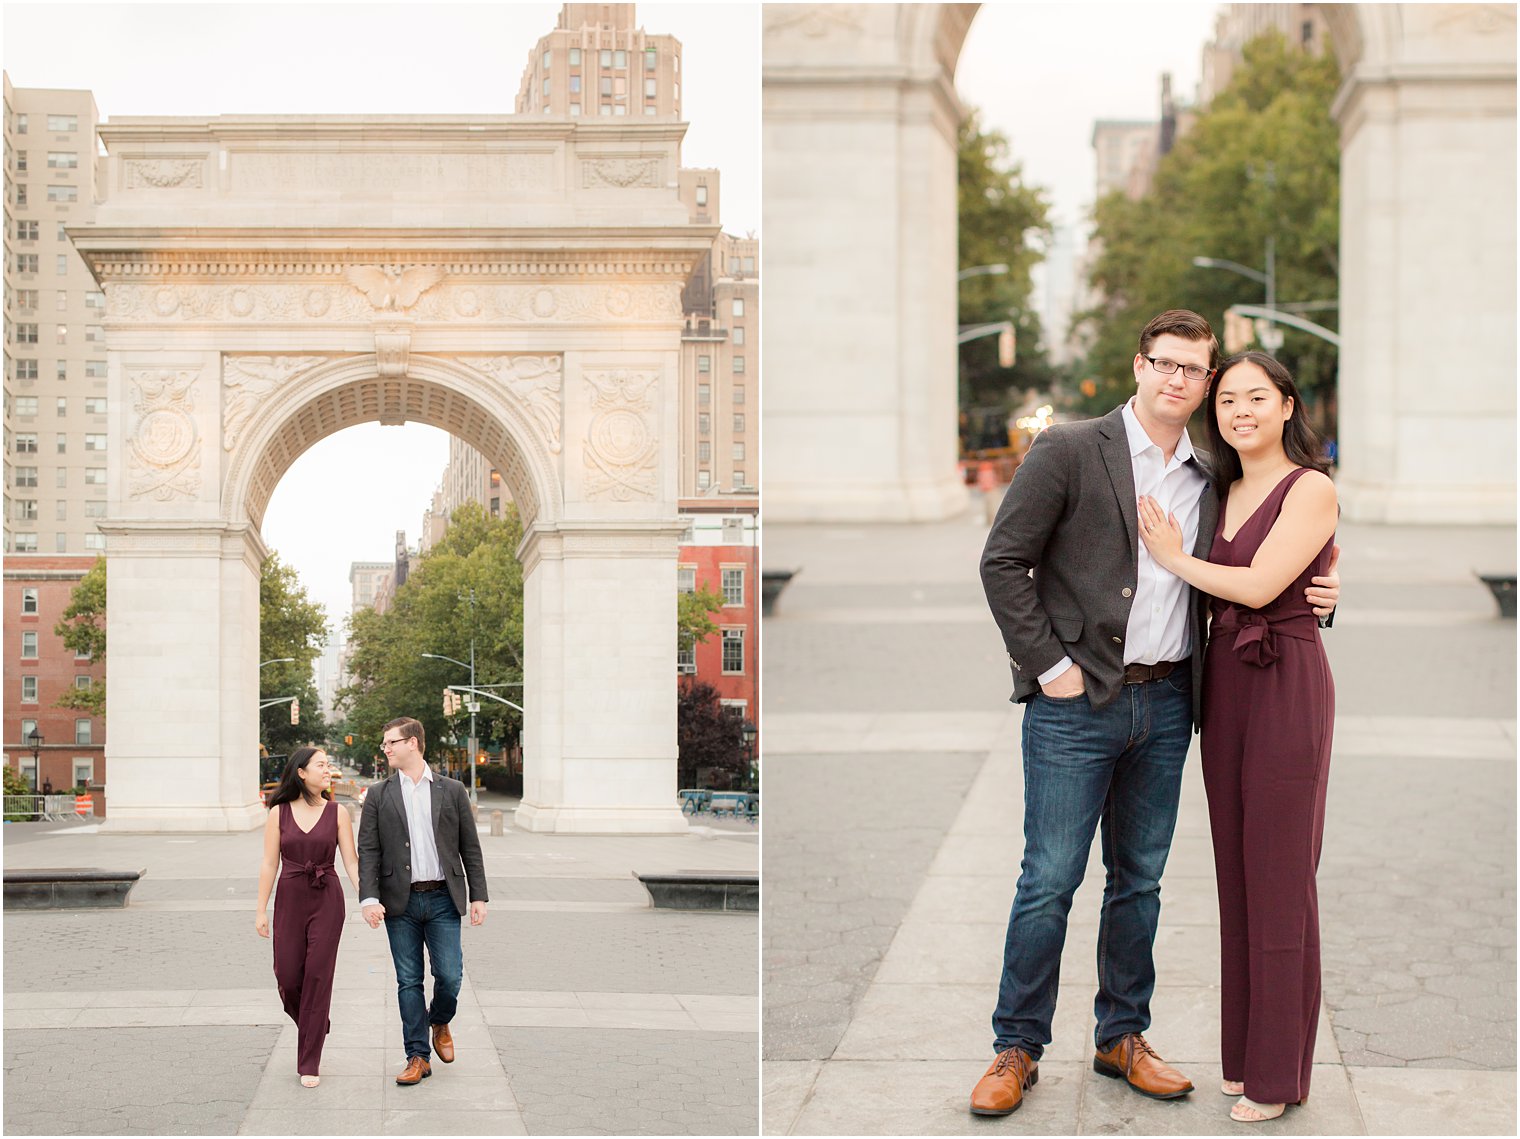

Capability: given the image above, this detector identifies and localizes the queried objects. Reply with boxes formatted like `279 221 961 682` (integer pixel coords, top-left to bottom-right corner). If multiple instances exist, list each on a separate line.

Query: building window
613 104 626 116
723 517 744 544
84 467 106 485
74 758 94 787
698 413 710 435
697 355 710 373
695 184 707 207
83 534 105 551
86 361 106 378
86 500 106 518
646 48 657 71
733 443 746 461
75 719 92 745
17 253 38 273
15 534 39 552
542 77 551 97
614 49 627 68
16 219 38 240
56 434 66 454
22 631 39 658
677 565 697 593
16 467 39 487
55 468 66 488
84 434 106 451
732 326 744 346
722 567 744 606
47 186 78 203
17 289 38 309
48 114 77 131
55 500 67 521
697 470 710 490
600 76 612 96
698 383 710 406
15 395 38 415
599 104 612 116
86 291 104 310
21 588 40 615
677 643 696 674
75 675 92 691
743 256 755 273
22 676 39 703
56 361 68 380
569 103 581 116
15 113 26 133
47 151 78 169
17 360 38 380
56 324 68 344
15 433 38 454
600 49 612 67
645 78 657 98
644 106 657 116
734 414 745 433
733 356 745 374
56 397 67 416
733 470 745 486
85 325 103 343
16 185 27 206
569 48 581 65
57 223 68 241
733 298 745 317
21 719 38 741
57 254 69 275
569 75 581 93
85 397 106 415
16 500 39 521
698 441 711 462
721 628 745 674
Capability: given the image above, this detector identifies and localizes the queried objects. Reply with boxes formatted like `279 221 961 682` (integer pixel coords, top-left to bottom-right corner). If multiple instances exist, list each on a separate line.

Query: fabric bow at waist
1212 607 1319 668
281 861 335 889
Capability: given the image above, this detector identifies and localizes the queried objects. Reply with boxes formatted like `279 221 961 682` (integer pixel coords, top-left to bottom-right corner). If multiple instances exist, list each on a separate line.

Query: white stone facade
77 116 715 832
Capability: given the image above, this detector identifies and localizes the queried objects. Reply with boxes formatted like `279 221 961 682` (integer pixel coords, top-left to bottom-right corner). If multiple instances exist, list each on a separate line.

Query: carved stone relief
763 5 866 39
123 158 205 189
222 356 325 452
581 157 663 189
107 282 683 324
127 367 202 501
582 369 660 502
472 356 564 454
343 265 447 313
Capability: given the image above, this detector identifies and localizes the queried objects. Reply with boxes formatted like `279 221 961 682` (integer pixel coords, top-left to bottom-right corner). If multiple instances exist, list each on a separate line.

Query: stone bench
634 871 758 913
4 868 146 910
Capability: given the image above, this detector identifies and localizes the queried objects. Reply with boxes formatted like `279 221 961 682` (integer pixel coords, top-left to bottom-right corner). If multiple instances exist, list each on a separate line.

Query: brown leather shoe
969 1047 1039 1116
395 1056 431 1085
1092 1033 1193 1099
432 1023 455 1063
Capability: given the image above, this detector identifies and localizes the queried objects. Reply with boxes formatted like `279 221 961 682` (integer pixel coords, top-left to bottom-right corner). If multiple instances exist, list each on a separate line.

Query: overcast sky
3 0 760 639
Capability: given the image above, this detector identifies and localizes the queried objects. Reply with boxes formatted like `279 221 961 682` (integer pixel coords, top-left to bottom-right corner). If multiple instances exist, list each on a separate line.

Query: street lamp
259 657 295 670
421 648 477 805
26 729 44 794
1193 248 1282 355
957 263 1009 282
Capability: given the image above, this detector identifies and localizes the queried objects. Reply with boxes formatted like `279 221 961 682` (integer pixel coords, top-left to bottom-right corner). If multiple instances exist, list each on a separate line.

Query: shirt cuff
359 897 379 909
1037 656 1074 686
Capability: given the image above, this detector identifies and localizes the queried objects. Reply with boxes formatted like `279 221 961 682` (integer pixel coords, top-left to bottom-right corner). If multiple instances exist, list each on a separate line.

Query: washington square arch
763 3 1516 525
75 116 711 834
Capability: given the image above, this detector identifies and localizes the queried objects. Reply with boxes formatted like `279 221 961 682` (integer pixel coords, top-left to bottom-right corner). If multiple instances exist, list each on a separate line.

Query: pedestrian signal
998 325 1016 368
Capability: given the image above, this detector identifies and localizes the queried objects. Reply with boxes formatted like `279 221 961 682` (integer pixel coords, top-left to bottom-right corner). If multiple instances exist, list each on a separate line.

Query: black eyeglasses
380 737 407 750
1143 355 1212 383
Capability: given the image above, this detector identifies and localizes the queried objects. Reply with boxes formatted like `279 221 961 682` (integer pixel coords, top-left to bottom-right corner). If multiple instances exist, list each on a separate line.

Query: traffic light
1224 309 1254 354
444 688 460 716
997 325 1017 368
289 698 299 725
344 734 353 747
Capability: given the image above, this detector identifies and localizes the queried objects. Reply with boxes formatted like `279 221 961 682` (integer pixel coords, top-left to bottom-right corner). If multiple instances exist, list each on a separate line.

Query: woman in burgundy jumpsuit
255 746 361 1087
1138 352 1338 1124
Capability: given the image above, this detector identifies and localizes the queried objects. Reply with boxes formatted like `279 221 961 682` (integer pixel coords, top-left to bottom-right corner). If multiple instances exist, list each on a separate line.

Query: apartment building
515 3 683 119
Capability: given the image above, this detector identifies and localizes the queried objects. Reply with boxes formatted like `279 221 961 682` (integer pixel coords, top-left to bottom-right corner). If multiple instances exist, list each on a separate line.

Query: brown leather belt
1122 658 1187 685
410 880 447 893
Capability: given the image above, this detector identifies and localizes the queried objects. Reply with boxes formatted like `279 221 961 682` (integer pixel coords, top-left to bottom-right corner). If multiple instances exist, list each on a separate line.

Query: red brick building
677 498 758 740
3 555 106 794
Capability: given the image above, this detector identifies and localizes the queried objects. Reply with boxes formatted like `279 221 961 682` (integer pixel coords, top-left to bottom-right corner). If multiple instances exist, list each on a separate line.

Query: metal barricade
3 795 43 821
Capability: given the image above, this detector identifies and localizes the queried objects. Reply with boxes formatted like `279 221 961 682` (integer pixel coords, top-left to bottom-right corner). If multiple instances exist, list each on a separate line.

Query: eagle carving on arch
343 265 446 312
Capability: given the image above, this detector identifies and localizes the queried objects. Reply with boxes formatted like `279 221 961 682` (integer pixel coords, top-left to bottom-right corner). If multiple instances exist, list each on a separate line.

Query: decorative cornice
85 251 703 282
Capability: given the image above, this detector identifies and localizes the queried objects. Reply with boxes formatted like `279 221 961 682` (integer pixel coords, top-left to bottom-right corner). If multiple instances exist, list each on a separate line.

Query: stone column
762 4 975 521
1331 5 1516 523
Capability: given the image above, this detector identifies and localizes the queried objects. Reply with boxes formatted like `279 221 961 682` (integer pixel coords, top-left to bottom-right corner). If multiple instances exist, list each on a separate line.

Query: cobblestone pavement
3 823 758 1135
761 512 1516 1135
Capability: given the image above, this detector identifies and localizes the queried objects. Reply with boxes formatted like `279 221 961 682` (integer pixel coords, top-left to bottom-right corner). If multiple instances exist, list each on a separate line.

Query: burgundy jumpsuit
272 799 345 1077
1201 467 1335 1106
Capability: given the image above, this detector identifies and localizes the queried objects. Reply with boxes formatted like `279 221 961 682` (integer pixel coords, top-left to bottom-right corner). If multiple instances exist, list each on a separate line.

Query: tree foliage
54 557 107 715
958 109 1058 415
1076 32 1342 422
336 502 525 771
678 584 724 652
259 553 331 754
677 679 749 791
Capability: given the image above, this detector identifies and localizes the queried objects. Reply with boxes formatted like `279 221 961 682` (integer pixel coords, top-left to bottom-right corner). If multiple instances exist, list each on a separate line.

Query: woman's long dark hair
265 745 331 809
1204 351 1330 500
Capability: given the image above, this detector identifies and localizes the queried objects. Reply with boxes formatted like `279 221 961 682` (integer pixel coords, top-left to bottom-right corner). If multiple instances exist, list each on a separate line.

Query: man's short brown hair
383 716 425 754
1139 309 1219 372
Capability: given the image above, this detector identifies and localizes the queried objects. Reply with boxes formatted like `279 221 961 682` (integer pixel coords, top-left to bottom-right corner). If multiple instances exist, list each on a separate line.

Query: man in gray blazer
969 310 1338 1115
359 716 488 1086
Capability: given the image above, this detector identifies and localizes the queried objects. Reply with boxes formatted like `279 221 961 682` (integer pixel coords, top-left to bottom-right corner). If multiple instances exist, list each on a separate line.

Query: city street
3 793 758 1136
761 503 1516 1135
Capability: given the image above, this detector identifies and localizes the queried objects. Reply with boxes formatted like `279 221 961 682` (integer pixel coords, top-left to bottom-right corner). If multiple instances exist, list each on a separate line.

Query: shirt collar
399 765 434 789
1122 398 1196 465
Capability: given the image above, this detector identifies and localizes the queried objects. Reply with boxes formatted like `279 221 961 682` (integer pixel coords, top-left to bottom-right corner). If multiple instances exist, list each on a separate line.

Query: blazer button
1122 588 1133 598
1112 636 1122 644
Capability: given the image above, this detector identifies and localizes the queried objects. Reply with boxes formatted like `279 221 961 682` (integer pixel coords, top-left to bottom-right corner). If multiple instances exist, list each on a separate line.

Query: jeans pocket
1163 670 1191 696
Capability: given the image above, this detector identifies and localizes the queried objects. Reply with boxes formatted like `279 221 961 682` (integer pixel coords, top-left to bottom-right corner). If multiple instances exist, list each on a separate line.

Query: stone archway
763 3 1515 525
75 115 714 833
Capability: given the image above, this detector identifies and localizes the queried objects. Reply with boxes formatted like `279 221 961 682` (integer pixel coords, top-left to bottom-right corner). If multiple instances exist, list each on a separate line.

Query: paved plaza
3 795 758 1136
761 504 1516 1136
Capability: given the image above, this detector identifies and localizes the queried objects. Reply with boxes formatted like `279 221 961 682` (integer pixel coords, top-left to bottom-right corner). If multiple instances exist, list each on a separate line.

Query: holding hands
362 903 385 929
1137 496 1185 570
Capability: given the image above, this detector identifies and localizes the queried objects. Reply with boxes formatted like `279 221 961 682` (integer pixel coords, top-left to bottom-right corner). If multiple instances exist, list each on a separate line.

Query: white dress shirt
359 764 443 909
1037 399 1207 684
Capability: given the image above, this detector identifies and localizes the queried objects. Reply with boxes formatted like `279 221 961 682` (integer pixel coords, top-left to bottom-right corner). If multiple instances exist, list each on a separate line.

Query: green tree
958 109 1058 419
259 553 331 755
54 557 106 715
678 584 724 653
1076 32 1341 424
337 502 526 772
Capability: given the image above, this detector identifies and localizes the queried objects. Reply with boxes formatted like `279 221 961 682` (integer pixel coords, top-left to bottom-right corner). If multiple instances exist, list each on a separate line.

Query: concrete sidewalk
761 504 1516 1135
4 808 758 1136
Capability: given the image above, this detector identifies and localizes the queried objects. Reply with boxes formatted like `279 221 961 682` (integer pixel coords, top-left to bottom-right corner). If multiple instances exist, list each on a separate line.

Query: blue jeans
384 888 463 1061
991 673 1192 1059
